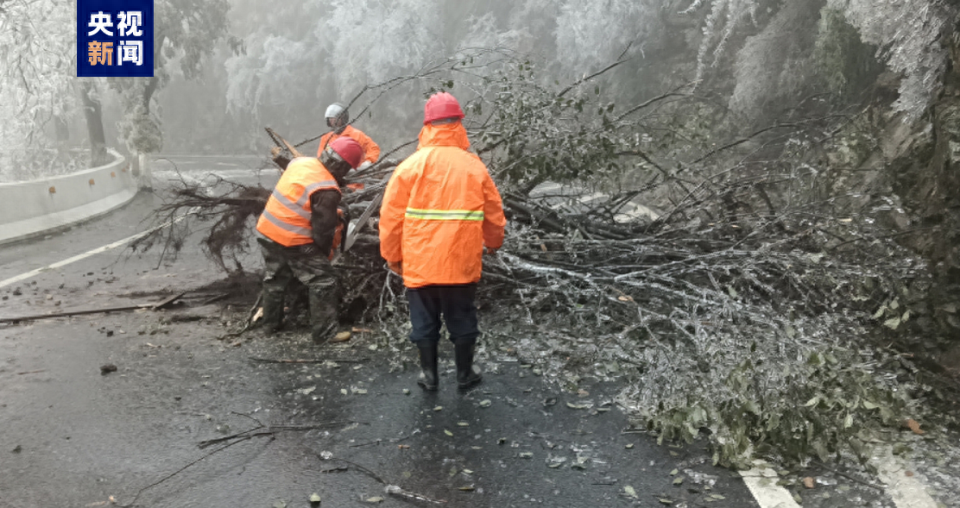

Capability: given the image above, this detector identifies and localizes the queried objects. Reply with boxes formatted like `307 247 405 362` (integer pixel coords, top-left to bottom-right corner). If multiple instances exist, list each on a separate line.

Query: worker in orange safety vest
317 102 380 174
379 92 507 391
257 136 364 342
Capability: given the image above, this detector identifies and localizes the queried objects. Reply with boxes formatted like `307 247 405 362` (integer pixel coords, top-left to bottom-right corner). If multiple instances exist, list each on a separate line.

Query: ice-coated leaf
624 485 638 498
444 429 454 437
309 493 322 503
479 399 492 407
883 317 901 330
365 496 384 503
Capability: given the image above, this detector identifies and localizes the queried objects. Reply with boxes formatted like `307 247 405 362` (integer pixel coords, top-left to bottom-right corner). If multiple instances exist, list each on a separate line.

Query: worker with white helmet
316 102 380 172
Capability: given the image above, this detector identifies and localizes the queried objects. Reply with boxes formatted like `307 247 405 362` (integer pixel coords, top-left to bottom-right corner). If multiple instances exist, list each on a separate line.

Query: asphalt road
0 156 939 508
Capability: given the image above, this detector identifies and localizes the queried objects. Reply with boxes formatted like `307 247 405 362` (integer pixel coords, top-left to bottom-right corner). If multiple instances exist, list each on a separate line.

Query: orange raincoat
379 122 506 288
316 125 380 165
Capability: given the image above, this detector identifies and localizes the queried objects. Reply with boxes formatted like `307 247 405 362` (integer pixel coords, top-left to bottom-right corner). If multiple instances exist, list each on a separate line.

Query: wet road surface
1 156 929 508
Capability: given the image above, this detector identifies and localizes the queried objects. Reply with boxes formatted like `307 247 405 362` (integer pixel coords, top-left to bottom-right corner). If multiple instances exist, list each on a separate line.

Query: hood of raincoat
417 122 470 151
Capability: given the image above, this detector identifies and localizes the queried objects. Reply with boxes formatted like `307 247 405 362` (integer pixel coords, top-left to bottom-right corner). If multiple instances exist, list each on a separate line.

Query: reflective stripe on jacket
256 157 341 248
316 125 381 164
379 122 506 288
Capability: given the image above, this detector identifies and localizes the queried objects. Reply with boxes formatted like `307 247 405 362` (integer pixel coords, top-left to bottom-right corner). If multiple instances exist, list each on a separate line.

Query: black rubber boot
454 342 482 390
417 343 439 391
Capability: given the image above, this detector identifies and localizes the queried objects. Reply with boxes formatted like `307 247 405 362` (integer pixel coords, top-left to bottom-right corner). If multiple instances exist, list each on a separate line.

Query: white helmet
325 102 348 132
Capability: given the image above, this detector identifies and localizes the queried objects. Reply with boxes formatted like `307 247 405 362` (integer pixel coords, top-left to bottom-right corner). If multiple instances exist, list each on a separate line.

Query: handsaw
265 127 303 158
331 190 384 264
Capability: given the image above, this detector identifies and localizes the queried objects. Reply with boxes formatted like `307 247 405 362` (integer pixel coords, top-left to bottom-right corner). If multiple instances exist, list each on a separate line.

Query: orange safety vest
257 157 342 252
379 122 506 288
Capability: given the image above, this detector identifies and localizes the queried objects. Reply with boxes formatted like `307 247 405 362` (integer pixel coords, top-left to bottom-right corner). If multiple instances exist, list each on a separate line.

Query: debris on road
100 364 117 375
0 292 185 325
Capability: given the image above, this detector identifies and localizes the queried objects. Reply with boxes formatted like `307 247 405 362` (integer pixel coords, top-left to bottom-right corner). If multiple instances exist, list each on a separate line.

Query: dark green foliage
813 7 884 100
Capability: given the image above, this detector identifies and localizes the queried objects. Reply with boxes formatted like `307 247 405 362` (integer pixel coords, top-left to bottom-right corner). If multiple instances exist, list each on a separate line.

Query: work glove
387 261 403 276
483 246 498 256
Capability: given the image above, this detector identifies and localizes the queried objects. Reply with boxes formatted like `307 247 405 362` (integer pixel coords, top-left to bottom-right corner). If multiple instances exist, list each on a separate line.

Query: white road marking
0 228 155 289
741 461 802 508
873 448 940 508
0 208 192 291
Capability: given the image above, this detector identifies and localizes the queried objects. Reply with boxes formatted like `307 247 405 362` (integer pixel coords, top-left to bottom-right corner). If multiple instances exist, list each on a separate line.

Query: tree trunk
79 81 109 167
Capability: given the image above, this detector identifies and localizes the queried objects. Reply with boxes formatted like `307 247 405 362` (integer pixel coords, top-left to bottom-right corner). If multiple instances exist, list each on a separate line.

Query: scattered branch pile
134 52 944 468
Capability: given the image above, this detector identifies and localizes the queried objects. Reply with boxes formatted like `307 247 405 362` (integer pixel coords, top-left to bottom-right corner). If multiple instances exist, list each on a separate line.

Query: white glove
358 161 372 170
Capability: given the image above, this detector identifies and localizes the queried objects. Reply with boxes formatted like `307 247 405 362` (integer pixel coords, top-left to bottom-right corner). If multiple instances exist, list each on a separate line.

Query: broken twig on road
0 292 185 324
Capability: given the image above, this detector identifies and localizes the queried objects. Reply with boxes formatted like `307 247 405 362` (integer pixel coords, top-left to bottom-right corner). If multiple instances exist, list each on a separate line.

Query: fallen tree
133 52 947 468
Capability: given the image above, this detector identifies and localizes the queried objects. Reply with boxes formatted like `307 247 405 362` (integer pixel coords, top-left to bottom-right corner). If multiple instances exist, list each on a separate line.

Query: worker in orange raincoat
257 137 364 342
316 103 380 170
379 92 507 391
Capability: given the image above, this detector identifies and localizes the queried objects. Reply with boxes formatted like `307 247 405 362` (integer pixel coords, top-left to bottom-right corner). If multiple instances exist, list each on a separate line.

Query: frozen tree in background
727 2 822 122
685 0 762 83
0 0 76 180
319 0 442 95
555 0 658 71
828 0 952 117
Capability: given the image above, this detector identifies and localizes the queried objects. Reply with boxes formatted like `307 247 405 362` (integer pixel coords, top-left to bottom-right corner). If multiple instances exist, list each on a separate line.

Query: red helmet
423 92 465 125
328 137 363 169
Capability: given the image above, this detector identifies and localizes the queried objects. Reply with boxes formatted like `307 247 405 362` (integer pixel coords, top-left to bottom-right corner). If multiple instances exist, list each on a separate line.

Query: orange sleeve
354 129 380 163
481 171 506 249
379 163 413 263
316 133 333 157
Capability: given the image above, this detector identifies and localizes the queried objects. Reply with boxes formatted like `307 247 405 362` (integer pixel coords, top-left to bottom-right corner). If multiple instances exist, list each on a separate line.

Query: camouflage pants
258 237 339 341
